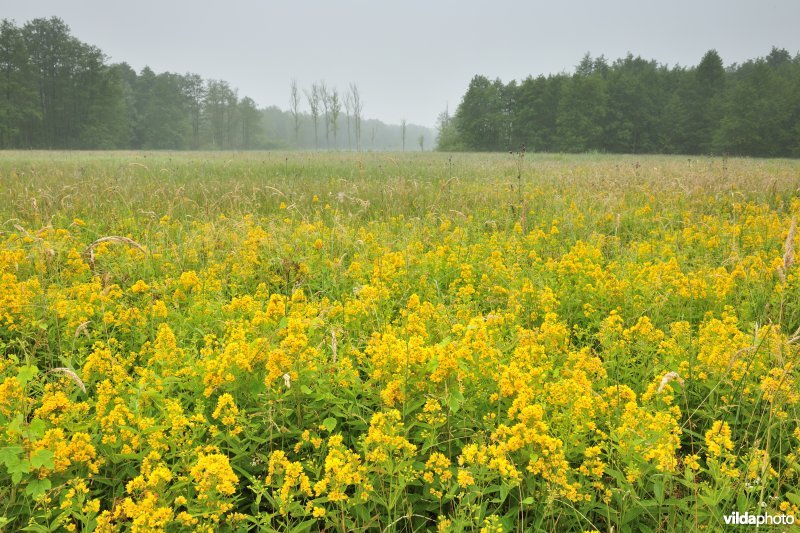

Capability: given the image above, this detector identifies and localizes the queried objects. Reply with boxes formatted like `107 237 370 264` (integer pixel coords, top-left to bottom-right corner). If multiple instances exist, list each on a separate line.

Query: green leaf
498 483 510 503
654 476 665 504
25 478 51 499
17 364 39 385
277 316 289 330
288 519 316 533
786 492 800 506
620 506 646 525
736 490 748 512
30 449 55 470
28 418 47 439
8 414 23 435
448 388 465 413
9 458 30 484
300 385 312 395
521 496 535 505
0 446 23 468
21 524 51 533
321 417 337 432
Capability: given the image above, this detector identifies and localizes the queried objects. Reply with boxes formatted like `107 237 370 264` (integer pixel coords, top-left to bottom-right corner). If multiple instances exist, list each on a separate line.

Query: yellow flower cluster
363 410 417 464
190 452 239 500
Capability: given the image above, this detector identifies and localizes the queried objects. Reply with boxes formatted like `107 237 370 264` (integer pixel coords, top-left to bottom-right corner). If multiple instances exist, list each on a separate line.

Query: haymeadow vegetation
1 151 799 531
438 49 800 157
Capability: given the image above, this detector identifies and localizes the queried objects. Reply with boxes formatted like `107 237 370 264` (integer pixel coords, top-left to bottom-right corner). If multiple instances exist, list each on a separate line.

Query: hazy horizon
5 0 800 128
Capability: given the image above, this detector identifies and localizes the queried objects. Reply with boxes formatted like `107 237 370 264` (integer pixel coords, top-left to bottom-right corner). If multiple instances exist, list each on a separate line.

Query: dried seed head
657 371 685 393
50 367 86 393
783 216 796 272
83 236 147 270
74 321 90 338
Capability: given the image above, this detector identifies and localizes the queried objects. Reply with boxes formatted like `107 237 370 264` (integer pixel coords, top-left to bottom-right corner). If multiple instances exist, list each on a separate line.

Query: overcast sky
5 1 800 128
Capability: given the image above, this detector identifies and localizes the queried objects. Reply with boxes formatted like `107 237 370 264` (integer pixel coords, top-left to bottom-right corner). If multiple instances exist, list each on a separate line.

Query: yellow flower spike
190 453 239 500
705 421 734 458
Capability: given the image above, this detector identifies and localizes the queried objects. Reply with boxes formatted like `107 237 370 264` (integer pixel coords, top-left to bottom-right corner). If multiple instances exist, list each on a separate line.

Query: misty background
4 0 800 128
1 2 800 154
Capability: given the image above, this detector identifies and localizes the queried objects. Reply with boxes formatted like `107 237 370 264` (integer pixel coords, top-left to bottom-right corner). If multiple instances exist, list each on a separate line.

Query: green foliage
0 17 265 150
447 48 800 157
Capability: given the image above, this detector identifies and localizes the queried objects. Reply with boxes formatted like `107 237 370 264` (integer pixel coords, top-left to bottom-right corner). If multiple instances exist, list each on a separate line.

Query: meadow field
1 151 799 532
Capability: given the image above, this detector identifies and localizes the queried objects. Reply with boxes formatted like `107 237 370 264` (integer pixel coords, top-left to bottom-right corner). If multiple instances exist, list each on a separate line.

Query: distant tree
418 134 424 151
576 52 595 76
0 20 38 147
714 56 797 157
319 81 330 149
329 87 341 149
501 80 518 148
224 86 239 147
349 83 363 150
435 105 463 151
305 83 321 149
454 75 508 151
554 70 607 151
343 90 353 150
514 74 561 152
659 68 695 153
22 17 73 147
135 69 191 149
239 96 260 149
401 118 407 151
205 79 236 148
182 73 205 148
692 49 726 153
108 62 137 147
289 78 301 146
76 51 128 148
765 46 792 68
22 17 120 148
603 55 664 153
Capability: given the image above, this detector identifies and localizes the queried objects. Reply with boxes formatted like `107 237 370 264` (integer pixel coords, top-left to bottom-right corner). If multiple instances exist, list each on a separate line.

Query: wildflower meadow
1 151 799 531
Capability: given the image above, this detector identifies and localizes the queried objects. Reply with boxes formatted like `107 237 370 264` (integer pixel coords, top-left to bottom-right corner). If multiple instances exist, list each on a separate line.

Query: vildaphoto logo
723 511 795 527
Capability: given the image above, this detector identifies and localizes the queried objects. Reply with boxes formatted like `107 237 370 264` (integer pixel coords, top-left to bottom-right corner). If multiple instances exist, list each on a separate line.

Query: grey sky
5 1 800 128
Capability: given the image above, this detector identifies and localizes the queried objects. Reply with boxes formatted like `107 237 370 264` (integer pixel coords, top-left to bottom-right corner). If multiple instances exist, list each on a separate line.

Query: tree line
0 17 271 149
438 49 800 157
0 16 439 151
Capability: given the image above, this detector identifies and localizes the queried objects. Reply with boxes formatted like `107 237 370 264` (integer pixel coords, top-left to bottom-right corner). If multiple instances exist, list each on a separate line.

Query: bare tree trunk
289 78 301 147
344 92 352 150
319 81 330 150
305 83 320 149
349 83 362 151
